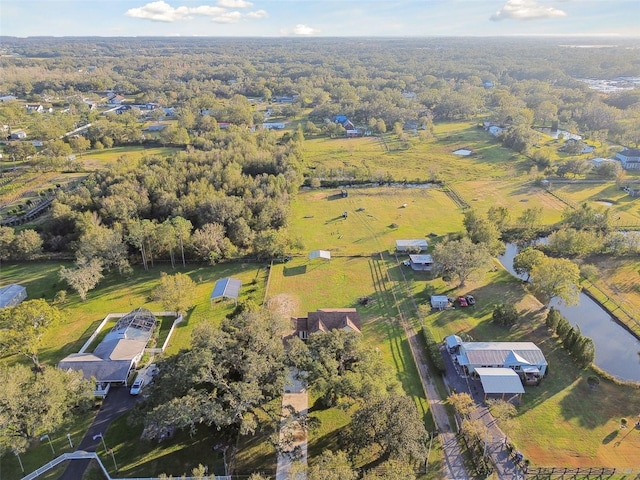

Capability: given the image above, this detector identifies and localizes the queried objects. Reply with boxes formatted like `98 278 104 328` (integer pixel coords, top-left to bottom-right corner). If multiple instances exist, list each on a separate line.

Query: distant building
9 130 27 139
616 149 640 170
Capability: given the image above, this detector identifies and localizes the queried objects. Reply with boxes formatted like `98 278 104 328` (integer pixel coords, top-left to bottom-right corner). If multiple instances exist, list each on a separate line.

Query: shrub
492 303 518 327
545 307 562 331
422 326 446 374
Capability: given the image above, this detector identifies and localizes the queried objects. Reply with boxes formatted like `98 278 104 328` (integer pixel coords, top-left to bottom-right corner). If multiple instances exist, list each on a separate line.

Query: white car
129 377 144 395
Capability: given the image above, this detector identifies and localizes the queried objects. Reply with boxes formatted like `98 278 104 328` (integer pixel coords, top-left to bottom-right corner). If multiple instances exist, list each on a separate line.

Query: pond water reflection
498 243 640 383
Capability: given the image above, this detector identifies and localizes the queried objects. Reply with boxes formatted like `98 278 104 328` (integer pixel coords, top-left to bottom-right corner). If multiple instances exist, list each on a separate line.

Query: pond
498 243 640 383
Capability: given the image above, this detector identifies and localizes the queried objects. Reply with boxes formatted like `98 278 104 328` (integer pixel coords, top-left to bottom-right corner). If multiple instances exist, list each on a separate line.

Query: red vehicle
457 295 468 307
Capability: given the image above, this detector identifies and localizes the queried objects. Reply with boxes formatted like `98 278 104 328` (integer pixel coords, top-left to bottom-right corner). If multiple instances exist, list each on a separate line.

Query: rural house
293 308 361 340
456 341 548 383
406 254 434 271
616 148 640 170
58 308 157 390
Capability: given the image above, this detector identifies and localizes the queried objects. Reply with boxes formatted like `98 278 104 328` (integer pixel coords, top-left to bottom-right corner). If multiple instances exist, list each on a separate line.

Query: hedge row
422 325 446 374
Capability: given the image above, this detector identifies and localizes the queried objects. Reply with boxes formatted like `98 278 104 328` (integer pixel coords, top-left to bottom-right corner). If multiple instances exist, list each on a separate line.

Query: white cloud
246 9 268 19
292 24 321 35
125 1 266 23
212 11 243 23
217 0 252 8
125 1 192 22
490 0 567 21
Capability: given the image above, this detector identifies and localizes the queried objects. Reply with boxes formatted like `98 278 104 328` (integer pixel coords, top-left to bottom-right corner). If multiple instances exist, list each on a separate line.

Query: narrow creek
498 243 640 383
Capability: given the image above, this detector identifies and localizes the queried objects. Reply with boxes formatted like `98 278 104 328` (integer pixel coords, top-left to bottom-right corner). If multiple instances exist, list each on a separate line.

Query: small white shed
430 295 449 310
309 250 331 261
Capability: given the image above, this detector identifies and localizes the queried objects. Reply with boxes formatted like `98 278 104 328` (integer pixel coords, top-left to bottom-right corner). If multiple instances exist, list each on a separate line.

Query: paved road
58 386 138 480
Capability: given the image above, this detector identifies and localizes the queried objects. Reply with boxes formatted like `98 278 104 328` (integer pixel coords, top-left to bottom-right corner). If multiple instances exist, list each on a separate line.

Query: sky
0 0 639 38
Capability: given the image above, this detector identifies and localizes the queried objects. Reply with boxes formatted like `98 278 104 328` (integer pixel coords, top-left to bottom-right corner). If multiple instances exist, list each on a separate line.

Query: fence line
20 451 232 480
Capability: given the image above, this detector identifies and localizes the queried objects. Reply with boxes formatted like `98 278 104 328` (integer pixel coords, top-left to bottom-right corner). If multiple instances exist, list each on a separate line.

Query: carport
474 367 524 402
210 277 242 306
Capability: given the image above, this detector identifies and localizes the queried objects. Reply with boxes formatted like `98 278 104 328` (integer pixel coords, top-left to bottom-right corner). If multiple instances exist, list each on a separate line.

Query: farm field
289 186 463 257
304 122 530 183
551 182 640 226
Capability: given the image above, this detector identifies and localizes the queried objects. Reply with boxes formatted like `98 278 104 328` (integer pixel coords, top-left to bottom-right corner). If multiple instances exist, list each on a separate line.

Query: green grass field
303 122 530 184
4 120 640 477
289 186 463 257
80 146 180 170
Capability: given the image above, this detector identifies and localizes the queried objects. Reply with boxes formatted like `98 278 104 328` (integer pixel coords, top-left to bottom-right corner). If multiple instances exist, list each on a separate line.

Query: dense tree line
2 37 640 150
40 126 303 266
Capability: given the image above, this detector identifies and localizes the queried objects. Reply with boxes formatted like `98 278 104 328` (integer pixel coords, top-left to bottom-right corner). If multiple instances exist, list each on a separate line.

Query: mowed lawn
268 257 434 467
419 266 640 469
289 186 463 256
0 261 268 365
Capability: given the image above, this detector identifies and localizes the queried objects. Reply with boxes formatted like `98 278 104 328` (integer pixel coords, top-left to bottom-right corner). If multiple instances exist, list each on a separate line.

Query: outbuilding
309 250 331 261
210 277 242 306
396 239 428 252
474 367 525 401
407 254 433 271
0 284 27 308
430 295 450 310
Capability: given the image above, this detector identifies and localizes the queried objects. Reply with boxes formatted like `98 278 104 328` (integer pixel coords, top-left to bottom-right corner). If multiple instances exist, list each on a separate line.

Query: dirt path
368 252 469 480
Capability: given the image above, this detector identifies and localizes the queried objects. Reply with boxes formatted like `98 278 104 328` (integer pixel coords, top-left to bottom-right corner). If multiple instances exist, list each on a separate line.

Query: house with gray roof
456 341 547 383
293 308 361 340
58 308 157 388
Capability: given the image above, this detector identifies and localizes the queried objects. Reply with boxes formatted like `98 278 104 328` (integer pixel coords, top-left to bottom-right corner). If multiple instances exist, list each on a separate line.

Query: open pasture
551 183 640 226
290 186 463 256
80 146 179 170
454 179 568 224
304 122 530 183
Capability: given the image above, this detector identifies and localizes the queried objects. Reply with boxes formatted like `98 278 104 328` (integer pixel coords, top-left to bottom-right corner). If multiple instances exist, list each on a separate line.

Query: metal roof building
457 342 548 376
210 277 242 306
475 367 525 400
309 250 331 261
396 239 428 252
0 284 27 308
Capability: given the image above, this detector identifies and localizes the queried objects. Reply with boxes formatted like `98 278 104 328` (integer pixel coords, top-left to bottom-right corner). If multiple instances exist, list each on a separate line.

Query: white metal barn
396 239 428 252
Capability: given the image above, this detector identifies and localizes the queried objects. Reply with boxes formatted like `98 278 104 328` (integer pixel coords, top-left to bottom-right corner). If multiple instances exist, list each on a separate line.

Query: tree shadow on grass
602 430 619 444
307 426 349 458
